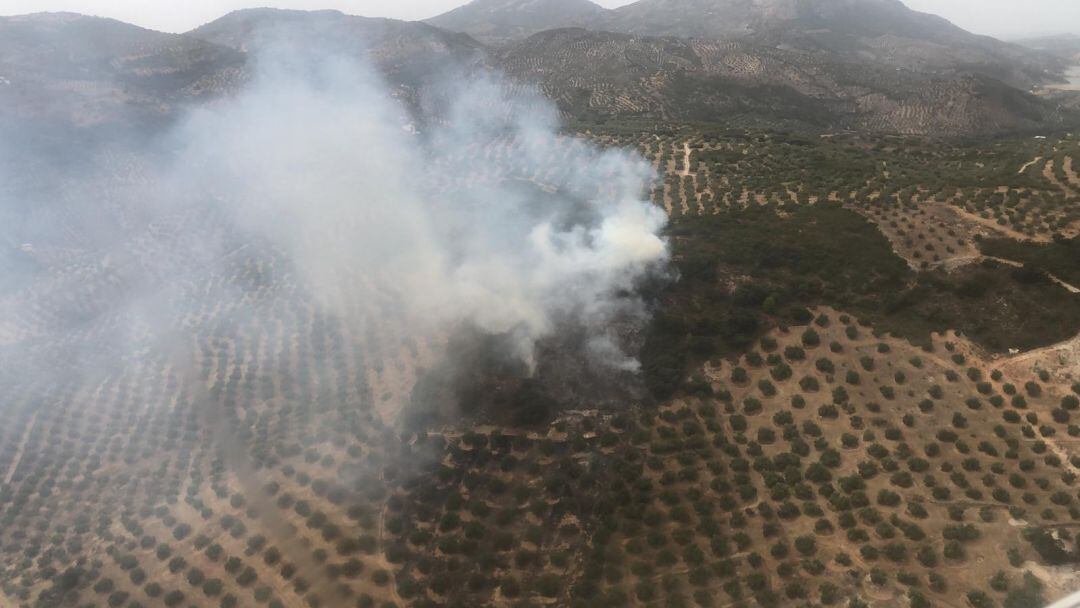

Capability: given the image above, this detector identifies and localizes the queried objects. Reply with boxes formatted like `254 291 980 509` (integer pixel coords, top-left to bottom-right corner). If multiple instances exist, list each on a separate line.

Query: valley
0 3 1079 608
1047 66 1080 92
2 120 1078 608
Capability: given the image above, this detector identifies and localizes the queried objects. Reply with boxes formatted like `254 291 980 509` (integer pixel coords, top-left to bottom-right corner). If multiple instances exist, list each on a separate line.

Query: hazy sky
0 0 1077 39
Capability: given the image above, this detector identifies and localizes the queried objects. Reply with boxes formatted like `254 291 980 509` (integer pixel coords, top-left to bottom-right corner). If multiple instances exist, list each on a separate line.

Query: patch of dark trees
640 202 1080 401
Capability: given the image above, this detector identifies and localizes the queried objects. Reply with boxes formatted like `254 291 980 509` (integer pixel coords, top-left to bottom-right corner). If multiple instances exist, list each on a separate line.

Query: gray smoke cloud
0 32 668 606
163 48 669 371
0 37 670 427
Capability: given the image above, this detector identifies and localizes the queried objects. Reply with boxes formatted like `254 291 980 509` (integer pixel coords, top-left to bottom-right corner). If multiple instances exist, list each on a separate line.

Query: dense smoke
166 48 669 371
0 39 669 425
0 28 669 607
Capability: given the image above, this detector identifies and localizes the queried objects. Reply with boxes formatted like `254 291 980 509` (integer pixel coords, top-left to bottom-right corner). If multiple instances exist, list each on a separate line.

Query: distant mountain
427 0 1063 90
0 8 1072 139
605 0 1059 87
426 0 605 44
189 9 487 86
1016 34 1080 62
0 12 243 130
187 8 1072 136
604 0 961 40
499 28 1064 136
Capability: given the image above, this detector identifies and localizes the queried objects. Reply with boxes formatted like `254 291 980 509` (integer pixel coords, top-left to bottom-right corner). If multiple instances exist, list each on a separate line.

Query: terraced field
588 130 1080 268
2 128 1079 608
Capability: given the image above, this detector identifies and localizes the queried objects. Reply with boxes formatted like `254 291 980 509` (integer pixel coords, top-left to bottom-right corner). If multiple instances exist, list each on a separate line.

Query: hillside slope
189 9 488 86
499 28 1064 136
426 0 606 43
0 12 243 130
427 0 1063 89
0 9 1070 139
1017 34 1080 62
606 0 1065 90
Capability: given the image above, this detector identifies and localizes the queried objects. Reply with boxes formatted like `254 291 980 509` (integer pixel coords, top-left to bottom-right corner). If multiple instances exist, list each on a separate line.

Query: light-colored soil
1019 156 1042 175
1064 156 1080 189
949 204 1046 242
854 201 983 269
1023 560 1080 601
699 305 1079 608
373 504 405 607
1044 159 1077 194
678 143 691 178
3 411 36 485
993 331 1080 382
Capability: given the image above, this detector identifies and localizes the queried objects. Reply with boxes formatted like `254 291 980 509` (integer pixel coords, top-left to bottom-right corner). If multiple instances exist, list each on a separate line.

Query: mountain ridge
426 0 606 43
0 12 245 131
1016 33 1080 62
497 26 1064 136
0 6 1075 138
427 0 1064 90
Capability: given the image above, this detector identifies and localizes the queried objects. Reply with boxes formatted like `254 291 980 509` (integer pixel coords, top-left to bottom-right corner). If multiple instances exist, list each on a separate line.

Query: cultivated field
1 127 1079 608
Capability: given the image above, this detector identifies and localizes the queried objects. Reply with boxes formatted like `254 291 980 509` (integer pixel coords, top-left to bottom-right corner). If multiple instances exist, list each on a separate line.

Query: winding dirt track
947 204 1038 242
982 256 1080 293
1018 156 1042 175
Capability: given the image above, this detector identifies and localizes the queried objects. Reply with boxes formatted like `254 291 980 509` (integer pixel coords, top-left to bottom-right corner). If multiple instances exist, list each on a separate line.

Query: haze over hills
189 8 487 80
1017 33 1080 62
606 0 1058 86
427 0 605 44
0 9 487 139
194 3 1076 136
412 0 1079 135
497 27 1060 135
427 0 1064 88
0 12 244 131
0 2 1074 138
4 3 1080 608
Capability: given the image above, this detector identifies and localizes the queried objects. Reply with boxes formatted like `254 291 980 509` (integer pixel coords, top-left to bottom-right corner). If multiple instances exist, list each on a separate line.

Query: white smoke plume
0 27 671 607
0 32 670 605
165 48 669 369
